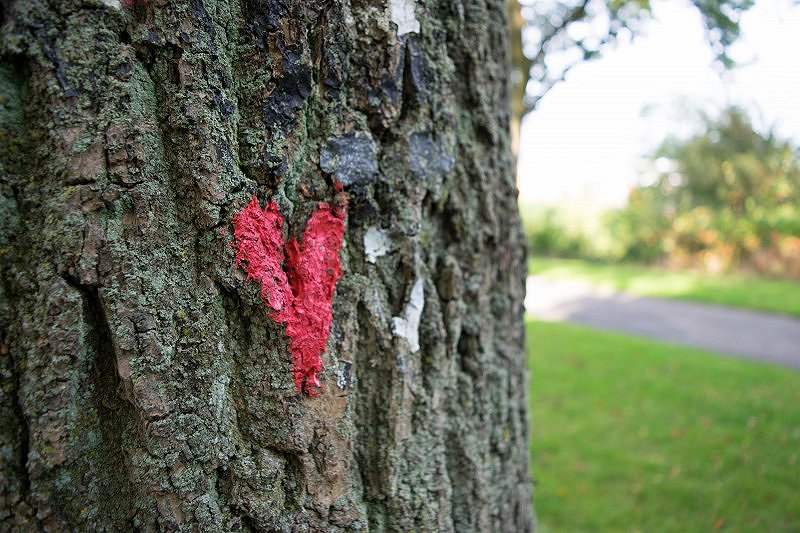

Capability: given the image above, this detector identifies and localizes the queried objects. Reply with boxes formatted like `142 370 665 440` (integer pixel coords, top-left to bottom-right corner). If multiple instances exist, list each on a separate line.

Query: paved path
525 276 800 368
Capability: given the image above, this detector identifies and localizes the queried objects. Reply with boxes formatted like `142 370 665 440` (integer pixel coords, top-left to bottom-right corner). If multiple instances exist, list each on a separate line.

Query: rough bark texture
0 0 533 530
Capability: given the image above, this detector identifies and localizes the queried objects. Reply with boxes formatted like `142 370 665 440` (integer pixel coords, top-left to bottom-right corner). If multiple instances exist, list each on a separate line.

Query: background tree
508 0 757 137
0 0 533 530
610 106 800 275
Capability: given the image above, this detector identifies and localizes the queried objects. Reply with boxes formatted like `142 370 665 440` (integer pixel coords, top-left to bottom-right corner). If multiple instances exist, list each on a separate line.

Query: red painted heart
231 195 346 396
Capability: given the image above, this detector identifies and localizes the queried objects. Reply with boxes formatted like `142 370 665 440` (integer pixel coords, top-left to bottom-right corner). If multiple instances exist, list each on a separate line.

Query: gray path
525 276 800 368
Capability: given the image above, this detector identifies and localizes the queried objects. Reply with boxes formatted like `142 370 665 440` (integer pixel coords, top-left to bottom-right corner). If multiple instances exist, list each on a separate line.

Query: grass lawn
528 319 800 532
528 257 800 318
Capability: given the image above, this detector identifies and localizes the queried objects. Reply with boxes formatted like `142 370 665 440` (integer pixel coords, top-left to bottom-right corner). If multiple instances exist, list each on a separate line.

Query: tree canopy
512 0 756 113
610 106 800 276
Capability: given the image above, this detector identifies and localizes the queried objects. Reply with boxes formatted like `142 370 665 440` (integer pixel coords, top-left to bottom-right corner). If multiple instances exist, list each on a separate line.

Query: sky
516 0 800 208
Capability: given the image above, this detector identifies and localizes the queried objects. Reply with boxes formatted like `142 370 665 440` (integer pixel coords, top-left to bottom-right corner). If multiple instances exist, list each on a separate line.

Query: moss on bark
0 0 533 530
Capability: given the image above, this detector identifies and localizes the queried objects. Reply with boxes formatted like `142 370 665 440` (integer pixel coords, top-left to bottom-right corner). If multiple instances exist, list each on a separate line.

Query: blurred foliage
511 0 756 114
522 206 589 258
610 106 800 277
521 204 625 260
521 106 800 279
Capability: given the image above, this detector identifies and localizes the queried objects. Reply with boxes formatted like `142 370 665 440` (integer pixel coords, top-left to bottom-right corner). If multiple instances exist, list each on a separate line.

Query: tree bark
0 0 533 530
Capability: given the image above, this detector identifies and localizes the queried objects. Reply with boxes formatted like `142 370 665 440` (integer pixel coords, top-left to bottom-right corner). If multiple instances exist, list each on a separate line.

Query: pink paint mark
231 195 347 395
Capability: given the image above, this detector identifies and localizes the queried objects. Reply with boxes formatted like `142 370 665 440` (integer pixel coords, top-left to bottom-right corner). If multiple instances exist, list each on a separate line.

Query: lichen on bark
0 0 534 530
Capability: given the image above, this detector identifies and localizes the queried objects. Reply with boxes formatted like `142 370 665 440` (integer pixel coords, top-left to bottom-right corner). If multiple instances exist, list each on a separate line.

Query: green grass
529 257 800 318
528 319 800 532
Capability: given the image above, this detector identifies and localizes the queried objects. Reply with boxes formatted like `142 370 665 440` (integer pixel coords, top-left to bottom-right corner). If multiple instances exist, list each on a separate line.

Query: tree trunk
0 0 533 530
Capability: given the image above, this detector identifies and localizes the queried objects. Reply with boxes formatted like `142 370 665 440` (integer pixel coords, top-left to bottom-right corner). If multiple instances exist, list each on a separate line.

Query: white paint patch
364 227 392 263
99 0 122 9
392 278 424 352
391 0 420 36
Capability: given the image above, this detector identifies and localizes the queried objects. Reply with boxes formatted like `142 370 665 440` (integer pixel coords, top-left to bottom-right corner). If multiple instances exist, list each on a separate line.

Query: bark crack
61 273 138 523
5 340 33 507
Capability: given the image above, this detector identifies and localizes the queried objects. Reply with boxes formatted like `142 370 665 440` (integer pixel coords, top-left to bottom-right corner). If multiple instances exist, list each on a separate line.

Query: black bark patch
244 0 288 47
36 31 78 97
189 0 218 45
322 49 344 98
407 132 454 180
262 39 312 136
336 360 353 389
213 91 235 117
406 36 433 101
319 132 379 187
